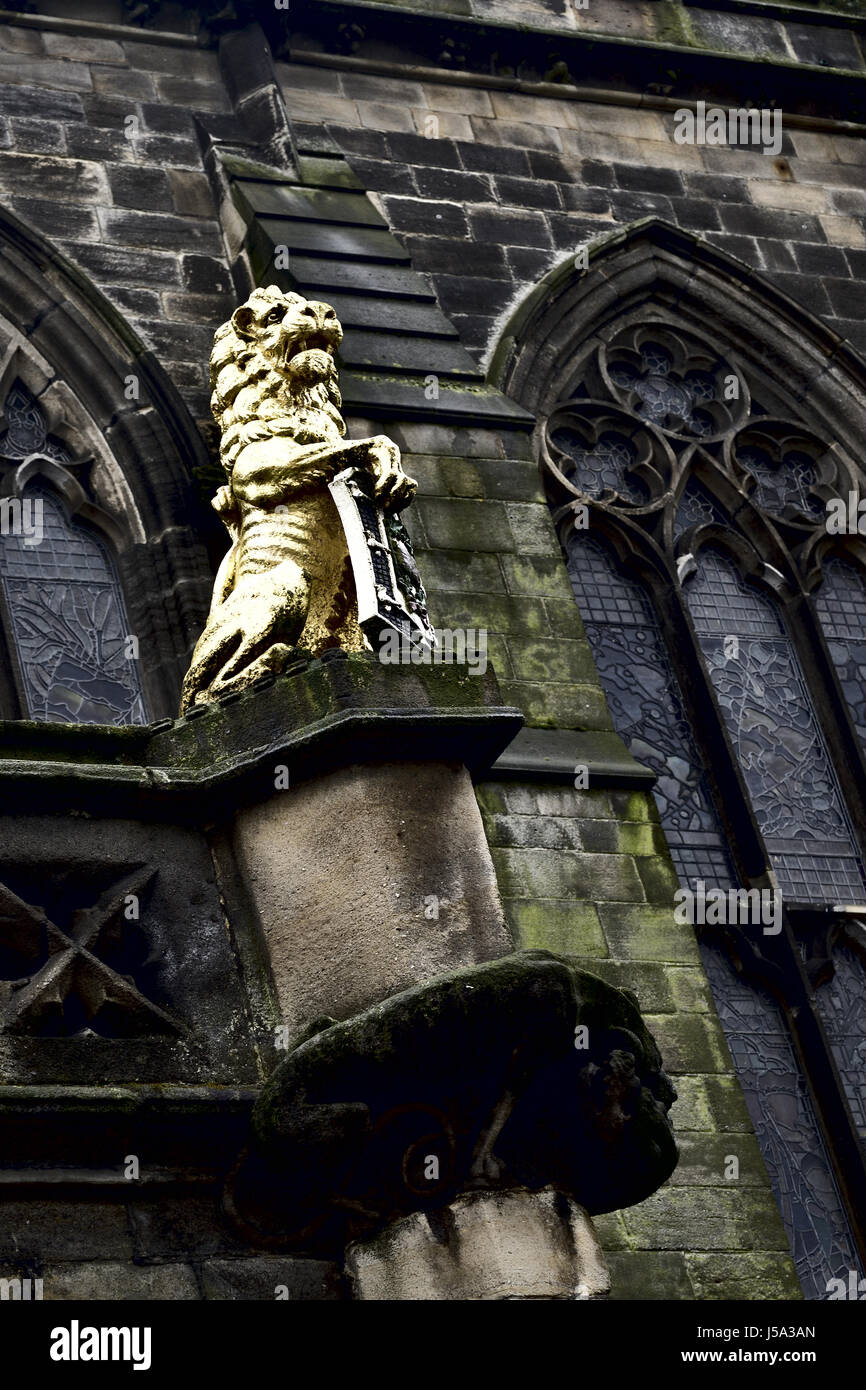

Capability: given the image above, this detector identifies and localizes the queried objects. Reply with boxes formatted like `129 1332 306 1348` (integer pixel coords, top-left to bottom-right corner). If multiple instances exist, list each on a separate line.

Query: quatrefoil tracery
728 419 838 524
600 325 749 443
545 402 672 509
542 323 851 562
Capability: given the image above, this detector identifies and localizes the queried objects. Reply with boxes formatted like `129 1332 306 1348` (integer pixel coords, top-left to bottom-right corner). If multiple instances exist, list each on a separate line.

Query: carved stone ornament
223 950 678 1255
180 286 433 713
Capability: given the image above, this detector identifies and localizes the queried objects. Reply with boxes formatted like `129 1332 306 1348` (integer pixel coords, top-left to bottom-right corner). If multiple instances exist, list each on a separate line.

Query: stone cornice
281 0 866 125
0 654 524 818
287 46 866 136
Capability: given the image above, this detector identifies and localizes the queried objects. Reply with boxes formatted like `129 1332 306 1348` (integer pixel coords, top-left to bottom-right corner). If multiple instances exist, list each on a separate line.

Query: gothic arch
491 217 866 462
491 218 866 1295
0 205 215 720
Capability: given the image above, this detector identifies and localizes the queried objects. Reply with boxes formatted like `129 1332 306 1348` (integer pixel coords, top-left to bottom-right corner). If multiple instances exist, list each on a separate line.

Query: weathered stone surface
345 1188 609 1301
128 1195 244 1262
686 1252 804 1301
42 1262 200 1301
504 898 607 956
0 1203 132 1263
0 816 257 1085
623 1188 791 1252
201 1256 344 1300
607 1250 693 1301
232 760 513 1035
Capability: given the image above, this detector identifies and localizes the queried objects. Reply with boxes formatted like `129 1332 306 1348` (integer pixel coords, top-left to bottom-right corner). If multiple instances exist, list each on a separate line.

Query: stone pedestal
195 659 677 1297
232 759 513 1033
345 1188 610 1301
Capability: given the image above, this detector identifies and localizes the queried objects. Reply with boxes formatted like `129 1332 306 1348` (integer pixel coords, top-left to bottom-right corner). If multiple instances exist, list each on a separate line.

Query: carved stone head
212 284 344 394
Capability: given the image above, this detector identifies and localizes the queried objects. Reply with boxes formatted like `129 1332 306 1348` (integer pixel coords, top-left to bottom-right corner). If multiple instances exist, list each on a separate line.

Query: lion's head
210 286 346 468
229 285 342 377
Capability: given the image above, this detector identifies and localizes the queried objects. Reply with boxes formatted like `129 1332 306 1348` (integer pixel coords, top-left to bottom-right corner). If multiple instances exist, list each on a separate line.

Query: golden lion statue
180 285 417 712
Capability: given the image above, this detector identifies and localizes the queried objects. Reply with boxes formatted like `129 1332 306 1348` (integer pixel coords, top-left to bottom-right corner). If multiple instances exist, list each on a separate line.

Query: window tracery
0 382 146 726
543 315 866 1295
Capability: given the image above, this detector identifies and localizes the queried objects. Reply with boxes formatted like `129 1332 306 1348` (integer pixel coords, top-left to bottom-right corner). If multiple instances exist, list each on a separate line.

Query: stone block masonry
0 0 835 1301
0 22 235 433
279 60 866 363
474 779 800 1300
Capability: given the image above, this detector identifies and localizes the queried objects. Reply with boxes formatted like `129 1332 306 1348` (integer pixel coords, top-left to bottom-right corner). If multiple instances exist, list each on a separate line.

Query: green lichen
655 0 697 47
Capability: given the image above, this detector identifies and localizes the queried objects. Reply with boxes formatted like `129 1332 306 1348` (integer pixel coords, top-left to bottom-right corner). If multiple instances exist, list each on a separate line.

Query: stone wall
0 1 850 1297
321 0 866 48
279 59 866 362
0 20 234 431
475 778 799 1298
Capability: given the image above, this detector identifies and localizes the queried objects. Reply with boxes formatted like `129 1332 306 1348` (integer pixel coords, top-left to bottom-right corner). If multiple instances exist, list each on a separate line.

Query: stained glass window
567 534 736 891
813 943 866 1147
0 383 145 726
0 381 73 467
815 557 866 757
548 319 866 1297
673 480 726 538
701 942 860 1300
566 533 861 1297
608 339 717 437
0 487 145 726
550 427 648 504
684 549 866 905
738 443 822 518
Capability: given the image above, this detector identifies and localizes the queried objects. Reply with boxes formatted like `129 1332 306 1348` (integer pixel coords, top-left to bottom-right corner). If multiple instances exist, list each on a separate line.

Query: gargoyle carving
181 286 418 712
223 950 678 1254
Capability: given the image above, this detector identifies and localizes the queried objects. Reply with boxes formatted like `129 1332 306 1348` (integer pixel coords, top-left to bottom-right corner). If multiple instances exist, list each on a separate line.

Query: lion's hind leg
180 558 311 712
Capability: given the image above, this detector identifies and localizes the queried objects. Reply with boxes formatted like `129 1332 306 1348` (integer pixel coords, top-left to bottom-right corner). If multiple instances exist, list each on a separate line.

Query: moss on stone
654 0 697 47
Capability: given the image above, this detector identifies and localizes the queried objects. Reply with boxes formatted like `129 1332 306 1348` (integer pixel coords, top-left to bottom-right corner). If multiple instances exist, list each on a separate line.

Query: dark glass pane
685 549 866 905
550 427 648 503
565 531 860 1298
813 945 866 1146
0 488 146 726
738 443 822 518
815 557 866 756
673 480 727 539
701 941 860 1300
812 560 866 1159
607 336 722 438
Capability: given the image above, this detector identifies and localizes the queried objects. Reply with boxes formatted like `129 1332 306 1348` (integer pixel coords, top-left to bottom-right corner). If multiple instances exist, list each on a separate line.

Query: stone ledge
0 9 204 46
285 0 866 125
491 726 656 788
289 46 866 136
0 1085 257 1177
0 654 523 817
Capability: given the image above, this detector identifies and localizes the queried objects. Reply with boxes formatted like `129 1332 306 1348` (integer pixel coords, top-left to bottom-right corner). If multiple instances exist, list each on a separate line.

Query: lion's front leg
355 435 416 511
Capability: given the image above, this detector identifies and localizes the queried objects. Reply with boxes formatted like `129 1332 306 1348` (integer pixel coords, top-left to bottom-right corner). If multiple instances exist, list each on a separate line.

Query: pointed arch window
0 381 146 726
541 310 866 1297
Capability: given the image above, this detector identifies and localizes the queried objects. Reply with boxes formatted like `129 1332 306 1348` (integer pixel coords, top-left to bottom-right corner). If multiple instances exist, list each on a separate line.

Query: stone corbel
223 950 678 1299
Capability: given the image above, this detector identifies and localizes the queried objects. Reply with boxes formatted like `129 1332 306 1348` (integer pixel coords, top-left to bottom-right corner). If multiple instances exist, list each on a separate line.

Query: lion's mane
208 286 346 476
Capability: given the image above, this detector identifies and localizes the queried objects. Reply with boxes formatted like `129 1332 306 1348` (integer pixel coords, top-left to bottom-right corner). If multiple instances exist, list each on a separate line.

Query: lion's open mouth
282 332 338 367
